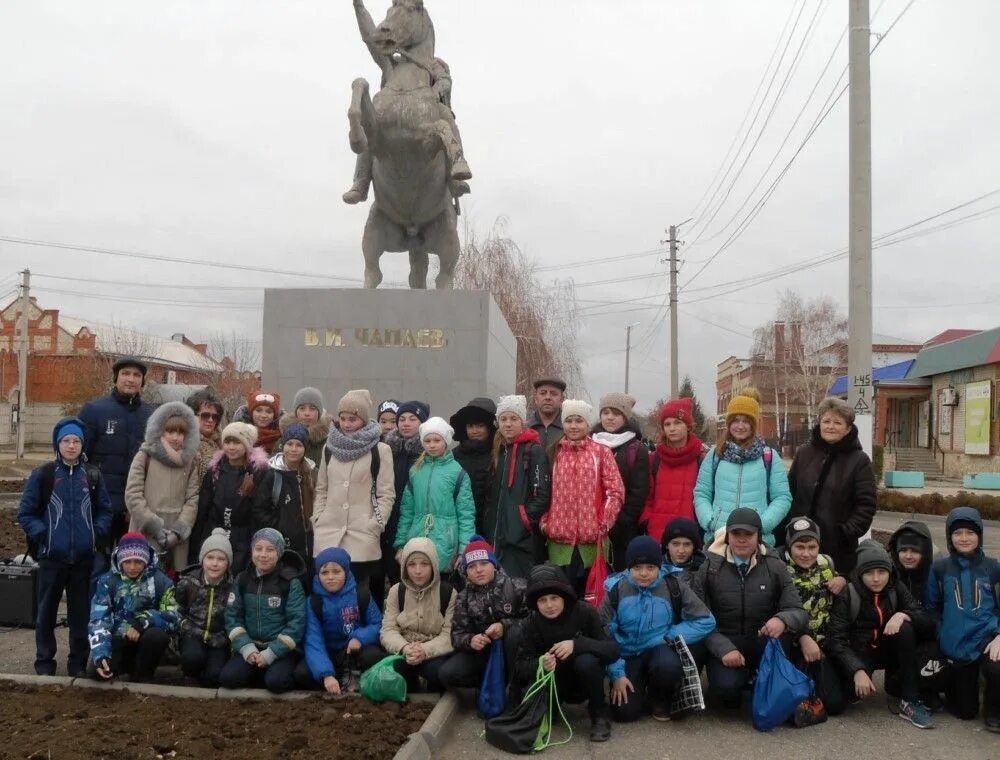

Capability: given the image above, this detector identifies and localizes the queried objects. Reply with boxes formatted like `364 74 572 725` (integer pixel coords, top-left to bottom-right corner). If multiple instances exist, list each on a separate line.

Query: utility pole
848 0 874 456
624 322 638 394
668 225 679 397
15 268 30 459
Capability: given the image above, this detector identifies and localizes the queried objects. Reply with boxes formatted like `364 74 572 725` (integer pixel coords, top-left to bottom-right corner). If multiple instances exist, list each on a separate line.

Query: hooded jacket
305 549 383 681
592 420 650 572
451 398 497 526
483 429 551 579
694 529 808 658
394 450 477 571
600 570 716 680
79 387 154 515
18 417 113 564
380 537 457 659
225 549 307 665
88 540 178 661
254 453 316 562
451 566 528 652
888 521 936 603
694 442 792 547
642 436 704 546
926 508 1000 663
175 562 233 649
125 401 201 550
781 425 877 572
278 412 333 473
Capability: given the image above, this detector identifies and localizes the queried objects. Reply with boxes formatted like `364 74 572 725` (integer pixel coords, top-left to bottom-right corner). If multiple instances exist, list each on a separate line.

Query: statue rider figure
343 0 472 205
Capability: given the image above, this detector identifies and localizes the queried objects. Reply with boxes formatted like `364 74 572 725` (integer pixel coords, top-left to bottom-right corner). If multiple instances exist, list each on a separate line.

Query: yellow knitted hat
726 388 761 429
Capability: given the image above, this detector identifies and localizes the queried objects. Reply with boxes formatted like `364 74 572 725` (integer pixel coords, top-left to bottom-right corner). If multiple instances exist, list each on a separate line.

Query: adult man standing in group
79 357 154 582
528 377 566 450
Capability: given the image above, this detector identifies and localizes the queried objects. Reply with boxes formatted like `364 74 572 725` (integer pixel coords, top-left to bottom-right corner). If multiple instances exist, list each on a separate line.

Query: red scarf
655 435 703 465
506 428 541 487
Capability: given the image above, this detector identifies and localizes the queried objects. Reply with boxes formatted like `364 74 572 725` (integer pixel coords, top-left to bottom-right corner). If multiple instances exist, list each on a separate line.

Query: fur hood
208 445 270 475
278 411 332 444
141 401 200 467
267 451 316 473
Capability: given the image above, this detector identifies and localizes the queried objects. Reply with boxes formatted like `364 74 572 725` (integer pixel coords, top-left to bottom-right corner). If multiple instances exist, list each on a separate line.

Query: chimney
789 322 802 356
171 333 185 343
774 321 786 362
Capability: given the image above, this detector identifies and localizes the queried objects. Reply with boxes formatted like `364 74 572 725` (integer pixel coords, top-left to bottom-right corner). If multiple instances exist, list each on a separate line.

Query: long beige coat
312 442 395 562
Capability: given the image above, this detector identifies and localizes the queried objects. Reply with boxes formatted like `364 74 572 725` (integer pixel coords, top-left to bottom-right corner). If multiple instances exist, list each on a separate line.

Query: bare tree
208 331 262 416
455 217 583 395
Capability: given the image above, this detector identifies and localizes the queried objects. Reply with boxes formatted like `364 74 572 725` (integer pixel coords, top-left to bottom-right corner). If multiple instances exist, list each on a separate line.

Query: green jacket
394 451 476 571
225 550 307 665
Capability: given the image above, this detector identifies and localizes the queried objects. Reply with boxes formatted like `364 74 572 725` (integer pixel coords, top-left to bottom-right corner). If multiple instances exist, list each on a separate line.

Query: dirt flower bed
0 680 432 760
0 508 23 559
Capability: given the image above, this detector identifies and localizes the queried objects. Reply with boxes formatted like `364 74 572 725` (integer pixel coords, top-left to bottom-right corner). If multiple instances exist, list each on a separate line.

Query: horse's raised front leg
348 78 377 155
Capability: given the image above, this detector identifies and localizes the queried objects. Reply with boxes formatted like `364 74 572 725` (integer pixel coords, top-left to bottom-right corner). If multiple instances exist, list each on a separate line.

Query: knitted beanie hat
496 395 527 422
292 386 325 413
625 535 662 568
281 422 310 448
561 399 595 425
252 527 286 556
599 392 636 419
894 533 925 552
785 517 821 547
662 517 704 552
221 421 258 452
660 397 694 427
248 390 281 416
199 527 234 565
55 421 86 446
115 532 151 566
338 389 374 420
419 416 455 448
397 400 431 423
726 388 761 429
377 399 400 418
462 535 498 570
855 539 892 575
314 546 352 575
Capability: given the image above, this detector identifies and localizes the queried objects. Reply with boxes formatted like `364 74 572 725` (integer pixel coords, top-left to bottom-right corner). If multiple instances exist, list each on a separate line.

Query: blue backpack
478 639 507 718
752 638 813 731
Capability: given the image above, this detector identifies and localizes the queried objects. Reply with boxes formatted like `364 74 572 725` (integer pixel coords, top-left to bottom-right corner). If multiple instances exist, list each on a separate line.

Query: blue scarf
722 437 766 464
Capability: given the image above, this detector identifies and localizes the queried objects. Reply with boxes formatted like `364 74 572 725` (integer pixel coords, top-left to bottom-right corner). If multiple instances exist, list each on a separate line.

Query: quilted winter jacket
541 437 624 546
175 563 233 649
693 444 791 546
451 568 528 652
305 569 383 680
394 451 477 571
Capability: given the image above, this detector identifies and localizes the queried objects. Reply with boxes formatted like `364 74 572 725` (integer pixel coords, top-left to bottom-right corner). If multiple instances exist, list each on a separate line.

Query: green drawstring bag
484 657 573 754
359 654 407 703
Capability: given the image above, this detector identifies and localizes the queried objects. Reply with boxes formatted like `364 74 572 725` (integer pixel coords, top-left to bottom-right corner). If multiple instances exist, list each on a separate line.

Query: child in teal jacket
393 417 476 574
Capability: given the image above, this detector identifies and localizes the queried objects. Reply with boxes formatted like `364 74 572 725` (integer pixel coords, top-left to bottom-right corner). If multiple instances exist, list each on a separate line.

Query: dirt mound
0 680 431 759
0 509 23 559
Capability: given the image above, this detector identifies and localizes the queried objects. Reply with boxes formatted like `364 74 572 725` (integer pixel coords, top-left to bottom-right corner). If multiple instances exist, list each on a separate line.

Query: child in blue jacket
302 547 383 694
600 536 715 722
926 507 1000 730
18 417 113 677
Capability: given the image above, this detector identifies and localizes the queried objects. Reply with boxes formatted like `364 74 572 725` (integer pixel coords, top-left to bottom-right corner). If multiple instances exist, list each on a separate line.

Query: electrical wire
31 286 264 310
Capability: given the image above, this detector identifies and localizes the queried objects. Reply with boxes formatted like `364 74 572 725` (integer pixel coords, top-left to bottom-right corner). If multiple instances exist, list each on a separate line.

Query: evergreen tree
679 375 707 432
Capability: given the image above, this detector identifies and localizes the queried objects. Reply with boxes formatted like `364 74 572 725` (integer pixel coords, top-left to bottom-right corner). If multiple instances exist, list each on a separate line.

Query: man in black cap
694 507 808 710
449 397 497 530
79 356 154 581
529 377 566 450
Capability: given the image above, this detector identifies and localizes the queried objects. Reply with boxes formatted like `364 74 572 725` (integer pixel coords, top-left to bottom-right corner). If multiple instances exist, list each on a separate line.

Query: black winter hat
727 508 762 534
785 517 821 547
662 517 703 552
855 539 893 576
894 533 925 553
450 397 498 442
112 356 148 380
625 536 662 568
525 564 576 608
397 400 430 423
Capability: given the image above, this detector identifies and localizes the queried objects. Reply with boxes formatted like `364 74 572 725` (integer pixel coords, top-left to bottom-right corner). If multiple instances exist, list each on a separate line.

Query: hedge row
878 489 1000 520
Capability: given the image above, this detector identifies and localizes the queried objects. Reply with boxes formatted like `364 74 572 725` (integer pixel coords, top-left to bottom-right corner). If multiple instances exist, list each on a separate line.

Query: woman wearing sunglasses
186 389 226 484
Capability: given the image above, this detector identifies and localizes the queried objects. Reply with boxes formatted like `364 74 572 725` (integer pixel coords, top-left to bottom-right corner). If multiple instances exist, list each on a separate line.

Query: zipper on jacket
872 592 884 648
738 565 747 634
735 464 743 512
493 447 509 546
204 585 216 643
255 575 263 638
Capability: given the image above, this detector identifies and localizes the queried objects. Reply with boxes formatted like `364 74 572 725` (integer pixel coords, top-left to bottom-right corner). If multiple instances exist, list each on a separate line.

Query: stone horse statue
346 0 471 289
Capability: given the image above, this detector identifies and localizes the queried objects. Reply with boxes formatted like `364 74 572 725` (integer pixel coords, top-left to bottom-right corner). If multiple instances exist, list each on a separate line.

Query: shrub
872 444 884 486
877 489 1000 521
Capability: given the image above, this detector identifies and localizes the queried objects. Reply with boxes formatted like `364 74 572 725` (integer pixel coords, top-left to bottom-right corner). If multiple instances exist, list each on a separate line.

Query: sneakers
650 703 671 722
985 715 1000 733
886 696 900 715
898 700 935 729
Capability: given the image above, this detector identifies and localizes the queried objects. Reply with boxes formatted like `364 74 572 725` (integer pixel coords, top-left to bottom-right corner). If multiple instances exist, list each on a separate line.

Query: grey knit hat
599 392 636 418
199 528 233 565
293 386 325 413
855 539 892 576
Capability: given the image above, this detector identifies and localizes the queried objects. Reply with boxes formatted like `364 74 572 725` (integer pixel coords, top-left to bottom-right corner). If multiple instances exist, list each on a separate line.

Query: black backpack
397 581 453 616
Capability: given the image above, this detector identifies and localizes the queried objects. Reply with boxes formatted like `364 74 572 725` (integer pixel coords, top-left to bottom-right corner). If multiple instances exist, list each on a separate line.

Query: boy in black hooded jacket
513 565 619 742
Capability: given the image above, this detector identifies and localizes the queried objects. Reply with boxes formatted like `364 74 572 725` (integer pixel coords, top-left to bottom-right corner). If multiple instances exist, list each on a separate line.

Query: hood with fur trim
141 401 200 467
208 445 270 475
278 411 333 444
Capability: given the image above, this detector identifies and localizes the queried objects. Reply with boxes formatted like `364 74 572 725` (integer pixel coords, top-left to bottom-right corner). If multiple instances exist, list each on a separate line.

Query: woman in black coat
450 398 497 532
779 397 877 573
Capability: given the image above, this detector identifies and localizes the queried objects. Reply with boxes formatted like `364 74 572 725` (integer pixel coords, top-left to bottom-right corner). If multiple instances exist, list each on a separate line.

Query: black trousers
439 627 521 689
179 636 229 688
855 622 919 702
351 559 387 612
611 643 684 723
218 651 301 694
797 655 848 716
35 557 91 676
88 627 170 682
946 657 1000 721
707 634 792 706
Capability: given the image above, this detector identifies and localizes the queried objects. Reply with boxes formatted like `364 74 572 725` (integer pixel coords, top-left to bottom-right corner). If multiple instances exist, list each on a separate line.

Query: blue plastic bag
752 638 813 731
478 639 507 718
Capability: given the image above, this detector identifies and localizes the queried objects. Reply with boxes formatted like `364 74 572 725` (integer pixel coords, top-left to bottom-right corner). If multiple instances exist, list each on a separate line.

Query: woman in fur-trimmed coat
125 401 201 570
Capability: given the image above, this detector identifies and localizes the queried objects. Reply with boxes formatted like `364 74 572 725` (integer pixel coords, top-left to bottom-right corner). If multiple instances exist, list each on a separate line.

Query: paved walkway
872 510 1000 555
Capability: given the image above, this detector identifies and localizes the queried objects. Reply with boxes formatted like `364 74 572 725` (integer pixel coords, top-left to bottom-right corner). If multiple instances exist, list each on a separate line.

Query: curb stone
394 691 458 760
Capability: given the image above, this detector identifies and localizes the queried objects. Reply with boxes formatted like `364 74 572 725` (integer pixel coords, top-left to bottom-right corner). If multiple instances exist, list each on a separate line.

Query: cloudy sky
1 0 998 415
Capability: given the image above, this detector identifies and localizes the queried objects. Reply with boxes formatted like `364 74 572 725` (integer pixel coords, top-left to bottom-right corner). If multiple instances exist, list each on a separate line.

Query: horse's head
372 0 432 56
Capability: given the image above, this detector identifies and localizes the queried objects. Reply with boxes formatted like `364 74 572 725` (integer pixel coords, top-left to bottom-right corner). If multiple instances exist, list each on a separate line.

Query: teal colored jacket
393 451 476 571
693 446 791 546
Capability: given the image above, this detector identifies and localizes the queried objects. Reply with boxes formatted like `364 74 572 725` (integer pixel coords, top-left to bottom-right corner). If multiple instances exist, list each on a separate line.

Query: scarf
655 435 703 466
158 437 185 467
721 437 766 464
788 556 835 642
592 430 636 449
326 421 382 462
503 428 541 487
385 429 423 457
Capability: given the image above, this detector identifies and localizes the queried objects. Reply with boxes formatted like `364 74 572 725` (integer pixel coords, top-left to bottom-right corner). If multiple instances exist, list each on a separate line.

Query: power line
33 273 266 291
32 286 264 310
534 247 666 273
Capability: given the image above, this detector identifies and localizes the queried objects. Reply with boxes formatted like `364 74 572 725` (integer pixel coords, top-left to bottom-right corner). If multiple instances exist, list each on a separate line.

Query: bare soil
0 480 24 493
0 680 431 760
0 508 23 559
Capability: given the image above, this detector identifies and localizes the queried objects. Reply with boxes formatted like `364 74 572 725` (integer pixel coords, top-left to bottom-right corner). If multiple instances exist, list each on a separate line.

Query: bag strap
271 471 283 508
310 592 323 621
526 656 573 751
664 573 683 623
397 580 452 615
453 468 467 501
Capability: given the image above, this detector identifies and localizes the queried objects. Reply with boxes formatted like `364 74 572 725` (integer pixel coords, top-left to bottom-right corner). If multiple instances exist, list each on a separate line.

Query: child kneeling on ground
660 517 707 583
175 528 234 687
783 518 848 716
378 537 457 692
926 507 1000 730
826 540 934 729
513 565 620 743
439 535 528 690
602 536 715 722
88 532 178 682
303 547 384 694
221 528 308 693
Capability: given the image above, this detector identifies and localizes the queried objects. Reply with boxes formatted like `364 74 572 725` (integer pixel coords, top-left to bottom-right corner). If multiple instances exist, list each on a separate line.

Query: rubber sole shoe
984 717 1000 734
651 705 672 722
898 699 935 729
886 697 901 715
589 717 611 742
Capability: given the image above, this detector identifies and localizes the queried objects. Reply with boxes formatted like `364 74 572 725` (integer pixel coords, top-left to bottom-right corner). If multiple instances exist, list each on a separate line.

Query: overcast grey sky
1 0 998 415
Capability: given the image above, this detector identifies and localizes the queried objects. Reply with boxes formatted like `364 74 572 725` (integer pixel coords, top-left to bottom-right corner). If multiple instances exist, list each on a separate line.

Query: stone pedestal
262 289 515 419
